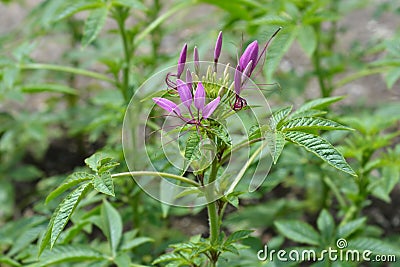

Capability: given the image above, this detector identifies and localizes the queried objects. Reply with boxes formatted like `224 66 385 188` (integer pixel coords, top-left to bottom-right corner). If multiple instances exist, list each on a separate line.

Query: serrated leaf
46 172 95 204
82 6 108 47
297 24 317 57
285 131 357 176
92 172 115 196
223 244 240 255
282 117 352 132
348 238 400 256
51 182 92 247
292 96 344 116
34 245 105 267
209 126 232 146
289 109 327 119
225 230 253 244
20 83 78 95
152 253 185 265
184 131 200 162
337 217 366 239
53 0 103 21
84 153 112 172
317 209 335 244
271 106 293 129
8 225 44 256
101 200 122 257
265 130 285 164
120 237 154 251
275 220 320 246
98 161 120 174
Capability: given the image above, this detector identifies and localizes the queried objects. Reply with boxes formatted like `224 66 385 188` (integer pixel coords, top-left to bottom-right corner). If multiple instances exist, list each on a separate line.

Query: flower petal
177 43 187 78
176 79 192 107
186 69 193 89
153 97 181 116
202 96 220 119
239 40 258 73
194 81 206 110
194 46 200 74
234 65 241 95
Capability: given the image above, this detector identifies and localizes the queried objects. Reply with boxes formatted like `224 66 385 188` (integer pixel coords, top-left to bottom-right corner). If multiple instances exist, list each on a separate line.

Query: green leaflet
45 172 95 204
285 131 357 176
82 6 108 47
53 0 103 21
265 130 285 164
336 217 366 239
184 131 201 162
33 245 105 267
92 171 115 196
274 220 320 246
317 209 335 244
270 106 292 129
50 182 92 247
291 96 344 116
281 117 352 132
101 200 122 257
20 83 78 95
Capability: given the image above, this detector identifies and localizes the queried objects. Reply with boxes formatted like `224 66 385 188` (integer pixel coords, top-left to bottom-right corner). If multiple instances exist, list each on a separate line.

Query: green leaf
101 200 122 257
292 96 344 116
46 172 95 204
209 126 232 146
384 67 400 89
120 237 154 251
84 153 112 172
8 225 44 256
34 245 105 267
281 117 352 132
271 106 293 129
297 24 317 57
289 109 327 119
225 230 253 244
348 238 400 257
265 130 285 164
82 6 108 47
92 172 115 196
53 0 103 21
371 166 400 203
317 209 335 244
285 131 357 176
112 0 146 10
337 217 366 239
0 256 21 266
51 182 92 247
152 253 186 265
264 26 298 81
184 131 200 162
275 220 320 246
20 83 78 95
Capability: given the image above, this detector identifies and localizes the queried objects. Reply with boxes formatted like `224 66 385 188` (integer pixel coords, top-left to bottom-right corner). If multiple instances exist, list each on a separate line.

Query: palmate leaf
51 182 92 248
32 245 106 267
45 172 95 204
285 131 357 176
274 220 320 246
82 6 108 47
281 117 352 132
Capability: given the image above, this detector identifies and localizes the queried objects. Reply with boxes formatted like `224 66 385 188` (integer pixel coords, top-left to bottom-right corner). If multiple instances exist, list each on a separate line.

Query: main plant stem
207 159 220 265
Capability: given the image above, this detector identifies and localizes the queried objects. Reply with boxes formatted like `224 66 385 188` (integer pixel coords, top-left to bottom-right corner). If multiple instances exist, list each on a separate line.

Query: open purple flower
153 80 220 125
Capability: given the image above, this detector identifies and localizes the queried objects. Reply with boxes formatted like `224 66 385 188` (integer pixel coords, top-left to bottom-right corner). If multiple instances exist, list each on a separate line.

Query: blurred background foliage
0 0 399 266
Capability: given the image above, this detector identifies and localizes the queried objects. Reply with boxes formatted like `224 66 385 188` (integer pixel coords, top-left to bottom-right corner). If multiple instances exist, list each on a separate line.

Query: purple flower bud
239 40 258 74
214 31 223 62
194 46 200 74
203 96 220 119
186 69 193 89
194 81 205 111
176 79 192 108
241 60 252 86
177 43 187 78
153 97 181 116
234 65 241 95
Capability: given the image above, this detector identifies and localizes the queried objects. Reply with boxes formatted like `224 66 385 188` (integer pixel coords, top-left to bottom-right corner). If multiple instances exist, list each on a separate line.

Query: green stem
115 8 132 101
334 67 389 88
19 63 115 83
111 171 199 186
323 175 347 208
312 24 330 97
207 159 219 246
